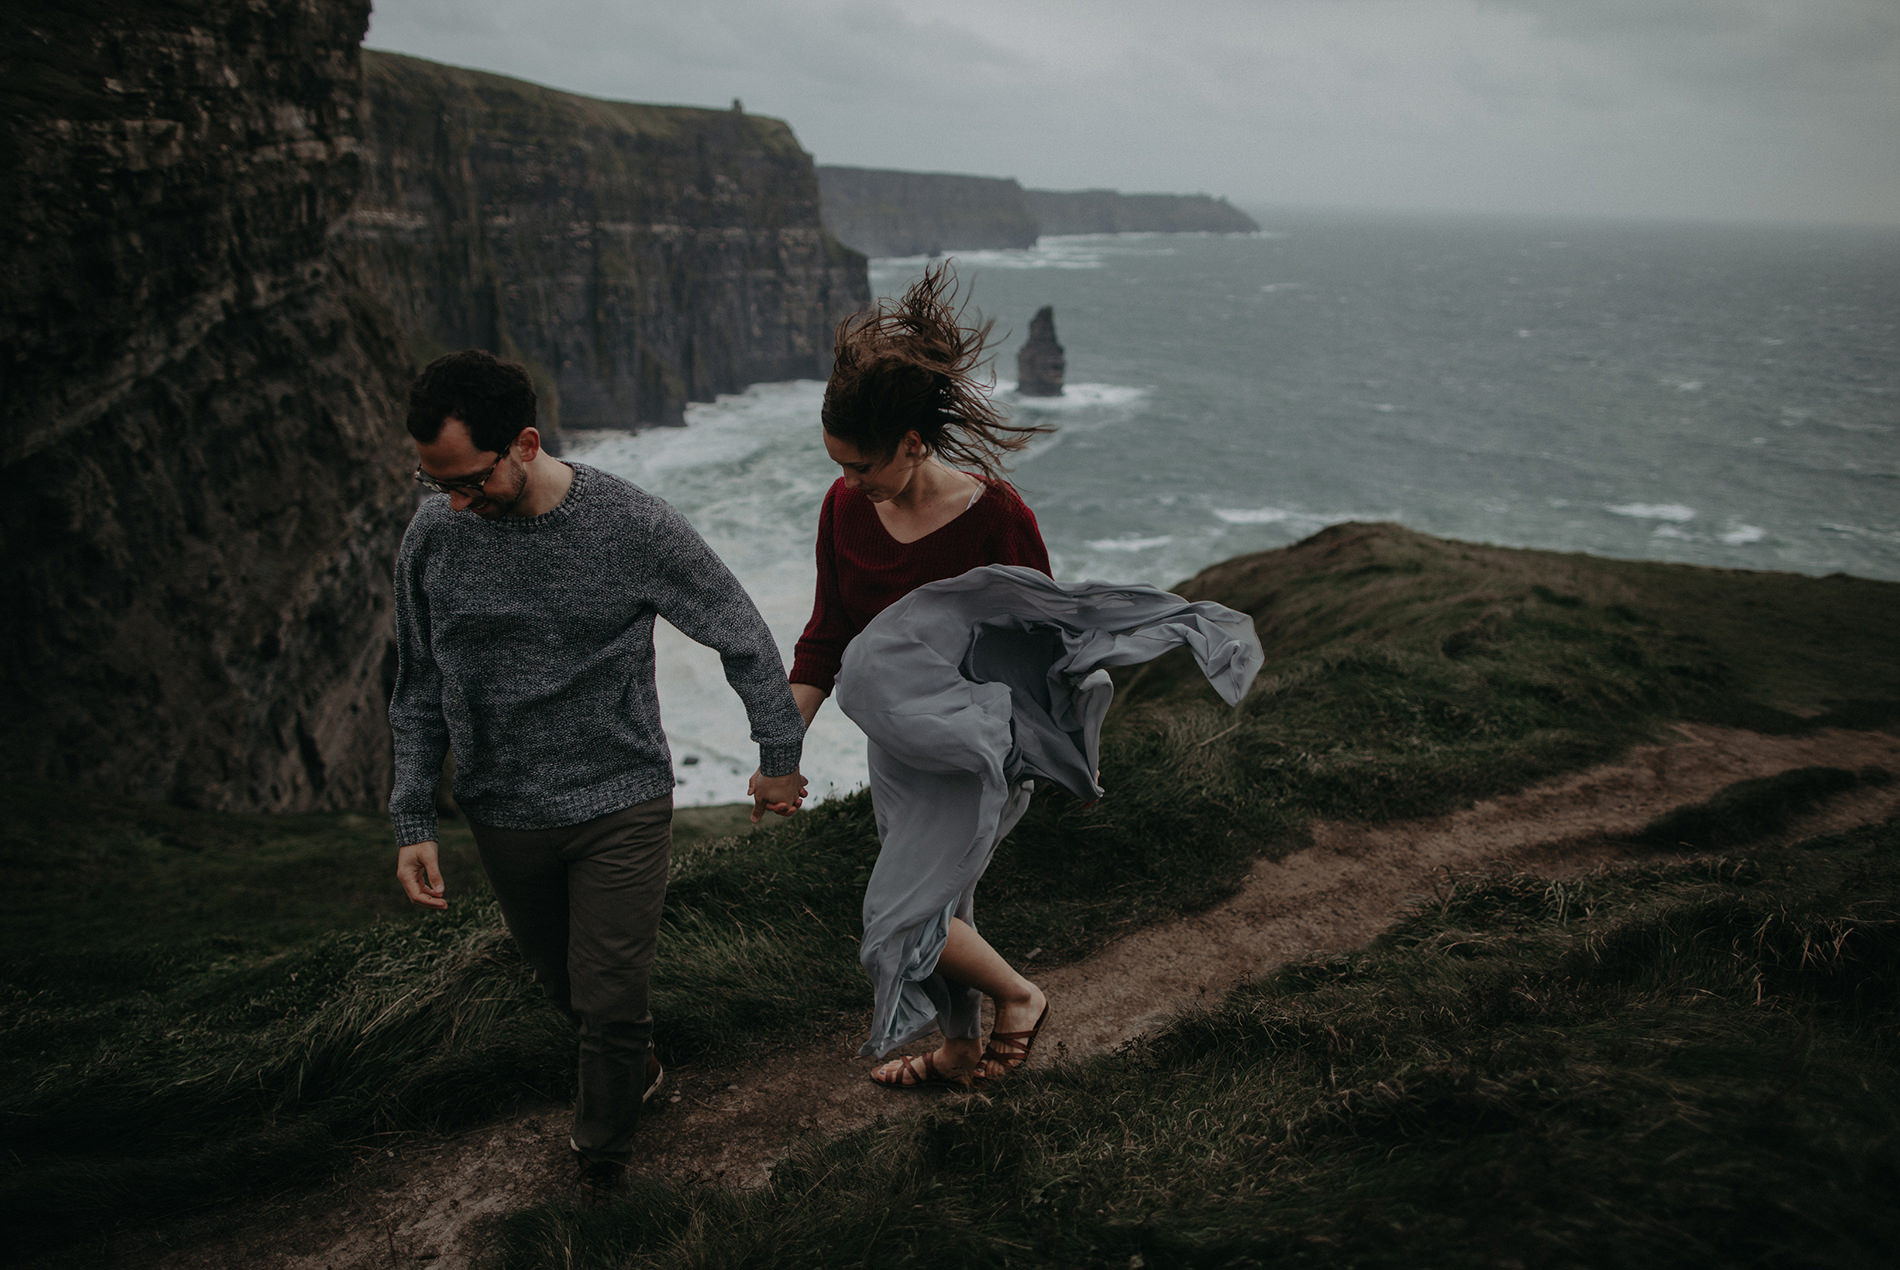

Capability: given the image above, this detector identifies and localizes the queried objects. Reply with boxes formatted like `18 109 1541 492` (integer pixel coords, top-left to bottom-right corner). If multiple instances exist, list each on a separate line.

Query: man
388 349 807 1186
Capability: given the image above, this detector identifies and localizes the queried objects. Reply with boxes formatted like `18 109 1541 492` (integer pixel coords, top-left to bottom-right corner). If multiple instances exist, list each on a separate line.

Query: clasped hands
748 768 809 823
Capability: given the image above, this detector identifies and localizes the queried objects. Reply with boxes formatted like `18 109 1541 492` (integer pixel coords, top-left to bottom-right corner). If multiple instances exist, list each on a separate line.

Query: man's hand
749 769 809 824
397 840 448 910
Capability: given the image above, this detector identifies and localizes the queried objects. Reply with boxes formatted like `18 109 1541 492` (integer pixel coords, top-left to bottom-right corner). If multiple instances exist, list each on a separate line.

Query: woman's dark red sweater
790 477 1050 693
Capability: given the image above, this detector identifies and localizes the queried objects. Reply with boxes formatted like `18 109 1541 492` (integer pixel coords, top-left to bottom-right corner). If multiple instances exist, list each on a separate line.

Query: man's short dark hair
407 350 537 453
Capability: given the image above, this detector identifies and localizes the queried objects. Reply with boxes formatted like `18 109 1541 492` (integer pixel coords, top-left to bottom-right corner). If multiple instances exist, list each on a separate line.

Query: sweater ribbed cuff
757 739 804 780
392 812 441 847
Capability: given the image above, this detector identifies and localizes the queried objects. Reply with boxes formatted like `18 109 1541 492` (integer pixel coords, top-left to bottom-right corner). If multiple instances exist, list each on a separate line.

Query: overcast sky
365 0 1900 227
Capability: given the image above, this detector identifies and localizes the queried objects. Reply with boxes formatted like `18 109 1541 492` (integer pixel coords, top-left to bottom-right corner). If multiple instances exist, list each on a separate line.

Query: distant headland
817 166 1260 257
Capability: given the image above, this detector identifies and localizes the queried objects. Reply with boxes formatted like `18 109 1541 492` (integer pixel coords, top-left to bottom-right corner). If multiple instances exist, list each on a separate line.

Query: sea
564 208 1900 806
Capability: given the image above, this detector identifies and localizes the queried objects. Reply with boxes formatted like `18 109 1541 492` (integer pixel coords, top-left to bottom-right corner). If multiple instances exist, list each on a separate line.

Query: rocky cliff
816 166 1039 258
0 0 416 812
816 166 1259 256
342 53 868 429
1025 188 1259 235
1016 306 1065 397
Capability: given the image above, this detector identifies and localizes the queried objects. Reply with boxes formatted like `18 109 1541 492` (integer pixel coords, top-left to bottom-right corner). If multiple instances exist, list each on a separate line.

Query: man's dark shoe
574 1155 627 1201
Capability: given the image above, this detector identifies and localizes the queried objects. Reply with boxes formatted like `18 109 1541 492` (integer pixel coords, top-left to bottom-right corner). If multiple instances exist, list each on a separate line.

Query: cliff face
816 166 1039 258
1025 189 1260 235
0 1 415 811
815 165 1259 256
342 53 868 429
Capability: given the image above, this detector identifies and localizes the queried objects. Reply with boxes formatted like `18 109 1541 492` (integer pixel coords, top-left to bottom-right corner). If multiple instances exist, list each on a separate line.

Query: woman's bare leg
869 917 1046 1084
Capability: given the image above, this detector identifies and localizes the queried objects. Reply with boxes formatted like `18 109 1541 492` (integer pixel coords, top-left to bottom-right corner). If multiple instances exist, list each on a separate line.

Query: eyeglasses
413 449 508 497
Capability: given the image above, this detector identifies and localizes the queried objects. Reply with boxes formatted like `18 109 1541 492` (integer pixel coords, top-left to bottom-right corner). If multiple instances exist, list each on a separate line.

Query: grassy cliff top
1130 519 1897 725
361 49 811 160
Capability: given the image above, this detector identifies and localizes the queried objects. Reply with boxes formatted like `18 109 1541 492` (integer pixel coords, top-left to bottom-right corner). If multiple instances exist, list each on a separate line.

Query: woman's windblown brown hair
821 262 1052 480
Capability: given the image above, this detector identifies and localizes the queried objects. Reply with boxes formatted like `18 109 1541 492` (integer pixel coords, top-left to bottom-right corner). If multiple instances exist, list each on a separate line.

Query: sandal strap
978 1004 1049 1073
875 1054 926 1086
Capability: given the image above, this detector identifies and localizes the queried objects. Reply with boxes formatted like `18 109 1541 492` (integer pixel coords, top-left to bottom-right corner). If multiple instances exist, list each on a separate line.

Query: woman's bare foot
977 983 1049 1080
870 1038 981 1089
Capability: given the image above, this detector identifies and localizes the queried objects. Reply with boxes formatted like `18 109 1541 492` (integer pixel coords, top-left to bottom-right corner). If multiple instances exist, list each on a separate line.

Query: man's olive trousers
471 794 671 1163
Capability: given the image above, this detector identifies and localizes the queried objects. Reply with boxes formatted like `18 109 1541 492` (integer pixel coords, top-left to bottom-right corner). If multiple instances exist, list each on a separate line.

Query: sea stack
1017 306 1066 397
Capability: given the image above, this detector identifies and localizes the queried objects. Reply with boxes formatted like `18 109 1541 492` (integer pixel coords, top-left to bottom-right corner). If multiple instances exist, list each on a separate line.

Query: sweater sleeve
993 481 1052 576
387 517 449 846
790 482 852 694
642 496 806 778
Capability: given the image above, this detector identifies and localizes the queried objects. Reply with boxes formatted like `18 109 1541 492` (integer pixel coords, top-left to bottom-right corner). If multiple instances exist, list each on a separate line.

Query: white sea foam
1212 507 1298 525
870 241 1108 275
1607 503 1697 522
1086 534 1175 552
1000 381 1152 412
1719 524 1767 545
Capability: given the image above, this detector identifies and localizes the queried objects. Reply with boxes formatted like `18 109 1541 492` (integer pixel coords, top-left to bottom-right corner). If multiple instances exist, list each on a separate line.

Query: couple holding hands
389 266 1261 1184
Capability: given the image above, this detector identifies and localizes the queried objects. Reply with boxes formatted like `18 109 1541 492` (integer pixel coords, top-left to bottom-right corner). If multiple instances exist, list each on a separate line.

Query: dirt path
134 725 1900 1270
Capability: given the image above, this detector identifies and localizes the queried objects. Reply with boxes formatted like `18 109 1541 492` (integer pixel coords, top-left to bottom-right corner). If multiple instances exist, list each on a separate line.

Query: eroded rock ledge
343 53 870 430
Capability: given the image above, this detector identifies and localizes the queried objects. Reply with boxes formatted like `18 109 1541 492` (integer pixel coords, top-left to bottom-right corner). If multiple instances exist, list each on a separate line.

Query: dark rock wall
816 165 1039 258
1025 189 1260 235
342 53 868 429
0 1 416 811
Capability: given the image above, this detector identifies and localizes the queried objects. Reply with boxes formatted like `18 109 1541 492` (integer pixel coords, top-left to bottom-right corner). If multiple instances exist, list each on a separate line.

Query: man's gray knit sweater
388 462 804 845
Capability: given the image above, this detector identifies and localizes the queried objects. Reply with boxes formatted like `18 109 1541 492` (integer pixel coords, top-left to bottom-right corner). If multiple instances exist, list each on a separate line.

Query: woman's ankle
941 1037 983 1069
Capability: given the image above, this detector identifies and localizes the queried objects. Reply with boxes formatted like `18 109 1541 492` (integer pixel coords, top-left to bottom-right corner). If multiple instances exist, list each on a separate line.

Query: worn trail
136 725 1900 1270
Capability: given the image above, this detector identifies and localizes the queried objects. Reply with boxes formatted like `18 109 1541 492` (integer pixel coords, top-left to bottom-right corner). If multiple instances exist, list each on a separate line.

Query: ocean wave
1607 502 1697 522
567 380 825 480
1000 381 1152 411
870 242 1109 273
1211 507 1299 525
1086 534 1175 552
1719 523 1767 545
1819 522 1900 545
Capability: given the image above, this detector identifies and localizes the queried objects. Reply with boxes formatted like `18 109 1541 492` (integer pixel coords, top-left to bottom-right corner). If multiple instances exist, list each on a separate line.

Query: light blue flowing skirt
834 565 1263 1057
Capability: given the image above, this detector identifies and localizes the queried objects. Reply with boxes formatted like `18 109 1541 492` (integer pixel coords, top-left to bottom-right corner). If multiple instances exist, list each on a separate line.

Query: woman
778 265 1262 1090
781 263 1053 1087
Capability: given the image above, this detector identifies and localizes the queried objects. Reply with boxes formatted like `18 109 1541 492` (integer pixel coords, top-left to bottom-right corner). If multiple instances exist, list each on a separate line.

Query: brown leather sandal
869 1050 973 1089
975 1003 1049 1080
